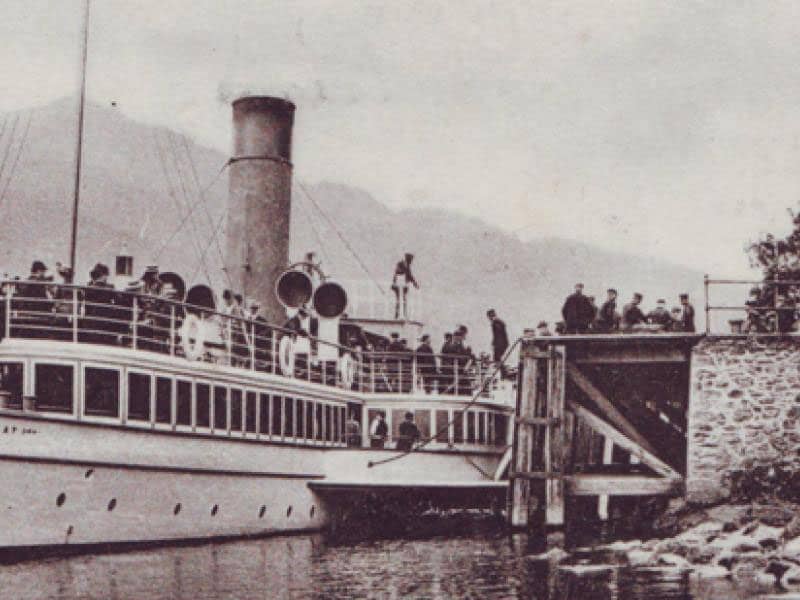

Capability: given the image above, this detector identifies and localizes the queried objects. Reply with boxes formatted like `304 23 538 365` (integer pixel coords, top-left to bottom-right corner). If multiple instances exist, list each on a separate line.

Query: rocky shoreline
533 499 800 596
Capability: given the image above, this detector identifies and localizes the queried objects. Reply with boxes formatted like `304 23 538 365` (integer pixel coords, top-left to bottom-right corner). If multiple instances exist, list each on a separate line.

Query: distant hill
0 98 728 352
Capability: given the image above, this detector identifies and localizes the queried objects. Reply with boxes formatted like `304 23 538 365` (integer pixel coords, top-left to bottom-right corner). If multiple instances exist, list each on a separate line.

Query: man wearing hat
249 300 271 372
396 411 421 452
562 283 595 334
439 332 456 394
647 299 672 329
83 263 117 343
622 293 646 330
15 260 53 334
679 293 696 333
414 333 437 393
595 289 619 333
487 309 509 376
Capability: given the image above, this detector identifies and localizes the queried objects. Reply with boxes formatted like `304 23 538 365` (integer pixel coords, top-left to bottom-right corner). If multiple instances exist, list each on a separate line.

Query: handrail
703 274 800 335
0 279 514 400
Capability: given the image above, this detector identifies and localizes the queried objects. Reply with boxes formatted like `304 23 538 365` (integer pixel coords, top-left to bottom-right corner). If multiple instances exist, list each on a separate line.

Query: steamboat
0 92 514 552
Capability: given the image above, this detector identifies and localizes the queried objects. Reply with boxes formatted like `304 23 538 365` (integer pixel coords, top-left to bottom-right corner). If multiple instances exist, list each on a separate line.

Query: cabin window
315 403 323 441
214 386 227 431
84 367 120 418
35 363 73 413
466 411 476 443
494 413 508 446
478 412 487 444
305 401 314 440
338 407 346 443
176 380 191 426
230 389 243 432
245 391 257 433
196 383 210 428
0 362 24 409
156 377 172 424
416 410 431 439
127 372 151 422
453 412 464 444
284 397 295 438
259 393 270 435
435 410 449 443
333 406 341 443
296 400 305 439
271 396 282 436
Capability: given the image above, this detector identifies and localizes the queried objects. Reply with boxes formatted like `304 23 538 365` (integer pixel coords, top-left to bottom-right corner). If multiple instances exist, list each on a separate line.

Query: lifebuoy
338 352 355 389
180 314 205 360
279 335 296 376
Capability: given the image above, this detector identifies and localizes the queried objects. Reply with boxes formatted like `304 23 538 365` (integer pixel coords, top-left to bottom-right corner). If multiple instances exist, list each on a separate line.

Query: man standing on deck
595 289 619 332
486 309 509 376
622 293 646 330
679 293 696 333
647 299 672 329
391 253 419 319
415 334 437 393
396 411 421 452
369 412 388 449
561 283 594 333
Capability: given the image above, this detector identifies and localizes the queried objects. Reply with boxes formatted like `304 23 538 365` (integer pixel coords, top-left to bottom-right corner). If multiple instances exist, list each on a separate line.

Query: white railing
0 280 510 400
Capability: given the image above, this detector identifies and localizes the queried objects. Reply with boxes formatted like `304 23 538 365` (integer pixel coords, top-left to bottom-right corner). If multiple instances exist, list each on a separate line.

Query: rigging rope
366 337 521 470
0 115 20 194
179 134 231 290
296 181 387 297
187 211 227 285
296 188 332 266
0 112 32 213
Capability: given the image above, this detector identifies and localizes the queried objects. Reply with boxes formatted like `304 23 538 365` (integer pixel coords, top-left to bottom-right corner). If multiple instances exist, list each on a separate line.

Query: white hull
0 412 503 550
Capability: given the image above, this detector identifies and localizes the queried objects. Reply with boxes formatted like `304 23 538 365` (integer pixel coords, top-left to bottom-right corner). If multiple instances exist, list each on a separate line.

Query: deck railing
0 280 508 399
703 276 800 335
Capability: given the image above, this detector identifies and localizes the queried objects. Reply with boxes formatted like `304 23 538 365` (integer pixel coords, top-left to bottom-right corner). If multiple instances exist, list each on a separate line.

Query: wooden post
545 345 565 528
597 437 614 520
510 351 537 528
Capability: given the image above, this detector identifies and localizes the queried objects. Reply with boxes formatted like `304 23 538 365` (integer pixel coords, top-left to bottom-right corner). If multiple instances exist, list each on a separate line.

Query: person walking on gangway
486 309 509 377
391 253 419 320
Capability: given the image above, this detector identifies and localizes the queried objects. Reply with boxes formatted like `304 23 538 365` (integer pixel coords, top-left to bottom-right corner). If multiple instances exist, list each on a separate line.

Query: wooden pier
508 333 702 530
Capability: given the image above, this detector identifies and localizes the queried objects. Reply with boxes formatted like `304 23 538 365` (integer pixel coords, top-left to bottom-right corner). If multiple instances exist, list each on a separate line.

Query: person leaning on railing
414 334 437 394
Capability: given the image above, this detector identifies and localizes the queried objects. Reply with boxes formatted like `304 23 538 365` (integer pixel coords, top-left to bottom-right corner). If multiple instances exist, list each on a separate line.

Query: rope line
296 181 387 297
367 337 521 470
0 112 32 213
0 115 20 194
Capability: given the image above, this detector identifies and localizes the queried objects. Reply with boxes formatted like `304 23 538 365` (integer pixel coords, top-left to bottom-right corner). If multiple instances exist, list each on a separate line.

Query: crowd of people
0 259 514 397
546 283 696 335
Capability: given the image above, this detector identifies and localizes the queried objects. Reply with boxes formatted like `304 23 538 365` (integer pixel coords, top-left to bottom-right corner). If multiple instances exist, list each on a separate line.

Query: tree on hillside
746 212 800 333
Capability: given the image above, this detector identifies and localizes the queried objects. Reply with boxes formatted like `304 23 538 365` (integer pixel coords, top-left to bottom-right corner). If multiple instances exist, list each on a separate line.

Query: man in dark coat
679 293 696 333
595 288 618 332
391 253 419 319
439 332 455 394
622 293 646 330
415 334 437 393
647 299 672 328
396 411 421 451
486 309 509 361
561 283 595 333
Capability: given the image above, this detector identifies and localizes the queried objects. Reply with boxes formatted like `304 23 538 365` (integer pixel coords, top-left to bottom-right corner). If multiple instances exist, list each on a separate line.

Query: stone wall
686 337 800 504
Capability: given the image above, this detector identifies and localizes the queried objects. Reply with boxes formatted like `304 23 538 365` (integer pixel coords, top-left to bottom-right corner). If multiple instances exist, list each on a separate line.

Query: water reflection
0 531 766 599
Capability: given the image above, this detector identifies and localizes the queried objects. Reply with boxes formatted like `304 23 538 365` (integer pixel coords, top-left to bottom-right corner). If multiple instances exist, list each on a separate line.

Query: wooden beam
566 363 659 458
545 347 565 527
567 474 683 496
568 402 679 480
571 346 687 365
515 416 559 426
494 446 512 481
597 437 615 520
510 353 537 528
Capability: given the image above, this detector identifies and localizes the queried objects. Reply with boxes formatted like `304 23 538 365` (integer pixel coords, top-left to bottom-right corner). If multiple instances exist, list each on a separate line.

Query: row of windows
0 360 509 447
2 361 348 444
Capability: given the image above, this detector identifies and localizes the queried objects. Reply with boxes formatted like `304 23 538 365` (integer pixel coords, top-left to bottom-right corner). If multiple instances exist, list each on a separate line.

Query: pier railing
0 280 507 400
703 276 800 335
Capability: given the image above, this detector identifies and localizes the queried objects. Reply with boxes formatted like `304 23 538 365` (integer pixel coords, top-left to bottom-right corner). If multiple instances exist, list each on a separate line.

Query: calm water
0 530 778 599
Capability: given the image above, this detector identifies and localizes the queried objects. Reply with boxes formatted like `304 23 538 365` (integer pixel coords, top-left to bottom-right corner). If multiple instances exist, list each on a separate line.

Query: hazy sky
2 0 799 277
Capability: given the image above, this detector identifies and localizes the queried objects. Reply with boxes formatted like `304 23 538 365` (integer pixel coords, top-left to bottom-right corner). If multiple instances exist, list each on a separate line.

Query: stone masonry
686 337 800 504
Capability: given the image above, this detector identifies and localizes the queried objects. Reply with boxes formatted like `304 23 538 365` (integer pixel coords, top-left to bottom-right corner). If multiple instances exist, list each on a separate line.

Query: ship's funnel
276 269 313 309
313 281 348 319
226 96 295 325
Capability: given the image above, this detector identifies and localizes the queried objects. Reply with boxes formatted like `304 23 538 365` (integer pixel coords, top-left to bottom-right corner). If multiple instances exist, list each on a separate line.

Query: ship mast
69 0 90 271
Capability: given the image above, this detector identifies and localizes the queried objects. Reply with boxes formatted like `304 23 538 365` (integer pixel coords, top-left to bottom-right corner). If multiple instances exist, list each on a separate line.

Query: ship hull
0 411 503 552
